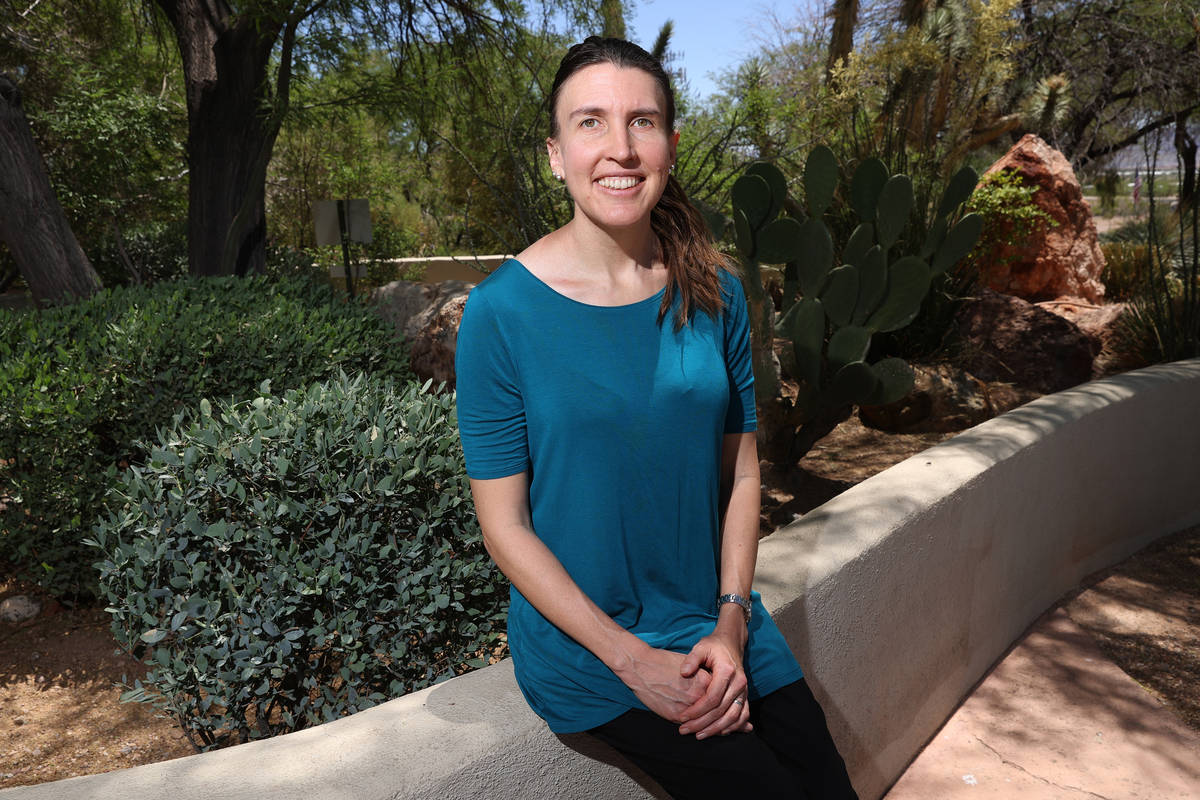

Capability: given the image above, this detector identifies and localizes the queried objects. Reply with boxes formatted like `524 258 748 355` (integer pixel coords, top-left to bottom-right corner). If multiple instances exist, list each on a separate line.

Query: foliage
729 150 981 463
1125 169 1200 362
88 373 507 750
963 167 1057 272
0 276 411 601
0 0 188 286
1010 0 1200 169
1094 169 1121 215
1100 242 1154 303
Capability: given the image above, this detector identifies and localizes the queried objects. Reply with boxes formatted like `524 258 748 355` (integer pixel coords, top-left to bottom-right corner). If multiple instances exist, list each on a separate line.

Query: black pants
588 678 859 800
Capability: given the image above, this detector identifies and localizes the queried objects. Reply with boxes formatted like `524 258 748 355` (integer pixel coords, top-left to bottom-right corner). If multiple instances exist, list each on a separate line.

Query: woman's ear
546 137 562 180
670 130 680 164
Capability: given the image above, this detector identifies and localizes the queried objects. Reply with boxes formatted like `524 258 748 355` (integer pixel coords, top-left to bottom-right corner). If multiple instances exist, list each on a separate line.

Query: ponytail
652 175 733 330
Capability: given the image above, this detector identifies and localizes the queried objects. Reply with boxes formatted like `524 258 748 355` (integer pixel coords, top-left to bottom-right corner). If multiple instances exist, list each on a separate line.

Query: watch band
718 593 752 623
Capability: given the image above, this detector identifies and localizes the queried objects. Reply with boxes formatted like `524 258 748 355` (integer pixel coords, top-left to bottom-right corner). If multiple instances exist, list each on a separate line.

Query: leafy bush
1100 242 1153 302
964 167 1058 272
0 275 410 600
88 374 507 750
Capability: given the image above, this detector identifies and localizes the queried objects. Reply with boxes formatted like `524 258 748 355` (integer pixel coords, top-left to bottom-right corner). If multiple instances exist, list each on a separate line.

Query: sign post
312 199 372 297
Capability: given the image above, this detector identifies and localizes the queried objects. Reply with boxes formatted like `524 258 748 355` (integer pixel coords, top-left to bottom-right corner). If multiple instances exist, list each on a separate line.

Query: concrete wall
6 359 1198 800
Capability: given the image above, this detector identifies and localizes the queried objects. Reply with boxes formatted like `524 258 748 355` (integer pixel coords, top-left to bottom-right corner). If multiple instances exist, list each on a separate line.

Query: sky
627 0 824 101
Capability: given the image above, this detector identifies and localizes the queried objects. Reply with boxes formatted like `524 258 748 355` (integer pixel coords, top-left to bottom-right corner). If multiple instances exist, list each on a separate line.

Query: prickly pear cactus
730 148 982 458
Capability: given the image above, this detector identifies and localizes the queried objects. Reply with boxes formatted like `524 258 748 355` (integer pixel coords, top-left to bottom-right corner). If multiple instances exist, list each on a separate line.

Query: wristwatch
718 593 752 623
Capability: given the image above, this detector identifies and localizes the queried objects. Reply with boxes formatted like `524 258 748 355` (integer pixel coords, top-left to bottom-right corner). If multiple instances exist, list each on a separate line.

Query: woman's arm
469 471 716 724
676 430 761 738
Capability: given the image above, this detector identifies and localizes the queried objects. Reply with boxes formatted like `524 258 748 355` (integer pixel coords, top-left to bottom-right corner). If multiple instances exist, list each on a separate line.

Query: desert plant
731 149 982 462
88 374 507 750
0 275 410 600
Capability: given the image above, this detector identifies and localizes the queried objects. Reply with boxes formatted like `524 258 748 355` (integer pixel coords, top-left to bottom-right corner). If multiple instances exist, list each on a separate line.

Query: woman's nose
607 128 636 162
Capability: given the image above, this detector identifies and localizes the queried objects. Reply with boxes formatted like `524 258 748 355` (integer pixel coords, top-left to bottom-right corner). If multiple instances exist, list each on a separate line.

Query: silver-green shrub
88 373 507 750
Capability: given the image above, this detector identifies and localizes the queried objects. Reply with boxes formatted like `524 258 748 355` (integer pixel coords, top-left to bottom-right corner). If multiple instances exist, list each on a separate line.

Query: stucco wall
5 359 1198 800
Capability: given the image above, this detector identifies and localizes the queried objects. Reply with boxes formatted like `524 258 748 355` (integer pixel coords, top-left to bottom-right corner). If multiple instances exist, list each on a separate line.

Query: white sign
312 199 373 246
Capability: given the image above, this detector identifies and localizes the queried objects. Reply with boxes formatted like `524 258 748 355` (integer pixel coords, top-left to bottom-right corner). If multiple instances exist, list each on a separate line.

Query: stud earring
554 173 563 181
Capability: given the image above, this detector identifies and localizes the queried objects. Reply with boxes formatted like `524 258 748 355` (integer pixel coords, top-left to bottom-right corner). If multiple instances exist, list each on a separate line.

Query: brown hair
548 36 732 329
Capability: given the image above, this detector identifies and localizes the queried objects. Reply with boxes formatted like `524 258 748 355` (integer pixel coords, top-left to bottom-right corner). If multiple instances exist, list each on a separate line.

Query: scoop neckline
506 258 668 310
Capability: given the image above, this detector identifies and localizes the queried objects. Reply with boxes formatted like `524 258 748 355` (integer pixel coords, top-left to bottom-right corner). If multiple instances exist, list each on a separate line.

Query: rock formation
977 134 1106 303
955 289 1098 394
371 280 474 389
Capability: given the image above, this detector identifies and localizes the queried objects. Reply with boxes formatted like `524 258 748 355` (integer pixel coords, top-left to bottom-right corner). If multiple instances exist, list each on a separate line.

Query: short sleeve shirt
455 259 803 733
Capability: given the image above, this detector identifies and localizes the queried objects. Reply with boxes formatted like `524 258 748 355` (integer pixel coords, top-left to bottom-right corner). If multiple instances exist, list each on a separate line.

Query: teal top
454 258 803 733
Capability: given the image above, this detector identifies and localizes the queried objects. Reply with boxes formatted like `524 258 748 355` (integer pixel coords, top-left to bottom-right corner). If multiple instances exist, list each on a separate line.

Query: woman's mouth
596 176 643 190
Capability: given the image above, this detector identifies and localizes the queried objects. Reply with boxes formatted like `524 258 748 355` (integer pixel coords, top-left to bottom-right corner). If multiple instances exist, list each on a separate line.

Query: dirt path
2 414 1197 790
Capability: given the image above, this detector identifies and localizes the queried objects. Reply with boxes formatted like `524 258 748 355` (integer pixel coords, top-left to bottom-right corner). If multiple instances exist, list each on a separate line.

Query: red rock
977 134 1106 303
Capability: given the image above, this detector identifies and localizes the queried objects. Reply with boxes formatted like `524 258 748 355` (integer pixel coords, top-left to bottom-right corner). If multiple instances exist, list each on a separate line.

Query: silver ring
733 698 745 707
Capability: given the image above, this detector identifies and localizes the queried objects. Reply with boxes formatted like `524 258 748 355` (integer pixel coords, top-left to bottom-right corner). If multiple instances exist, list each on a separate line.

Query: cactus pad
781 297 825 390
931 212 983 274
796 219 834 297
854 245 887 325
804 145 839 217
828 361 879 407
851 157 889 222
844 223 875 269
746 161 789 223
732 174 773 229
864 358 915 406
875 175 914 250
827 326 872 373
865 255 931 333
757 216 805 264
936 165 980 220
820 264 859 327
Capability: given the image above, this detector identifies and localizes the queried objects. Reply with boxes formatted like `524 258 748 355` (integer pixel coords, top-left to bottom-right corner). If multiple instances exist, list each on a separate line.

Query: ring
733 698 745 707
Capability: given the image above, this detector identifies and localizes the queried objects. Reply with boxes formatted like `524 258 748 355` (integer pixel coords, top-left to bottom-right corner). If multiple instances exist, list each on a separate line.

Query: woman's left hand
675 622 751 739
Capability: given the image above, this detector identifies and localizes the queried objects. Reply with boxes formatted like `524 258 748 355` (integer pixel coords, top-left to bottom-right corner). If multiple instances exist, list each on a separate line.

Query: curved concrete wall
6 359 1199 800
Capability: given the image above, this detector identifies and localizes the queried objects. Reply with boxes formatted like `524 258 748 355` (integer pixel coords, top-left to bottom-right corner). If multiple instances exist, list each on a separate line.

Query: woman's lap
587 678 859 800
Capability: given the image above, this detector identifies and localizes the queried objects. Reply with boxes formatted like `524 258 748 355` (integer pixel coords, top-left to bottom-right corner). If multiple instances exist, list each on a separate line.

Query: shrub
1100 242 1154 302
0 275 410 600
88 374 507 750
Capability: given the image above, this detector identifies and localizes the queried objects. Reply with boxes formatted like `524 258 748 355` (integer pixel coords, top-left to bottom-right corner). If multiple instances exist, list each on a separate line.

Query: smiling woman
453 37 858 800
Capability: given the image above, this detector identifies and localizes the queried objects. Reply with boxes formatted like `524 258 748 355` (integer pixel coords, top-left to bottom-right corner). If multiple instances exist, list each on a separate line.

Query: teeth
597 176 641 189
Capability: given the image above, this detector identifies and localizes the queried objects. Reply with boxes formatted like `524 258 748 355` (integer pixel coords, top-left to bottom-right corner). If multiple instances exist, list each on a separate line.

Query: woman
455 36 858 799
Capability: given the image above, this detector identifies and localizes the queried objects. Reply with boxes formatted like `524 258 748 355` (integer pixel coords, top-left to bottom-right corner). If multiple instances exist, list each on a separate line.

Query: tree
152 0 530 277
1012 0 1200 172
0 74 101 305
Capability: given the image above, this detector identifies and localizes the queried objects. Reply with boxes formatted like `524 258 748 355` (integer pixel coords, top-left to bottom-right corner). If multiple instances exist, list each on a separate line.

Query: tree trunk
0 75 102 305
156 1 286 277
1176 112 1197 209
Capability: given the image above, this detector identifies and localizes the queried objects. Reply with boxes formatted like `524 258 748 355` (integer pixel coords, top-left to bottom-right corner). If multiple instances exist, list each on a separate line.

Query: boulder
859 363 1040 433
371 280 475 389
978 134 1106 303
1036 299 1140 378
0 595 41 623
955 289 1098 394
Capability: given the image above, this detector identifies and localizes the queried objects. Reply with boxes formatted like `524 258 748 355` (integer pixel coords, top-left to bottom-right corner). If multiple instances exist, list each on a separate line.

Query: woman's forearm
716 431 761 647
469 474 648 673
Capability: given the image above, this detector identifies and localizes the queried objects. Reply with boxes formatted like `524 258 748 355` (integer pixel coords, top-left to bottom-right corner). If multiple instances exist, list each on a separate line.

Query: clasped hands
620 625 752 740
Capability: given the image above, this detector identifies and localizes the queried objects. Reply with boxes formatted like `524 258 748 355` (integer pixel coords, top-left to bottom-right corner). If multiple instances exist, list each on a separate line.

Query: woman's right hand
614 645 717 724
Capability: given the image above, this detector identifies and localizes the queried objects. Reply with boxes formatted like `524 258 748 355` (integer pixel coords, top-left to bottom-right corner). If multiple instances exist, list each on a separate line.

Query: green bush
88 374 507 750
0 275 410 600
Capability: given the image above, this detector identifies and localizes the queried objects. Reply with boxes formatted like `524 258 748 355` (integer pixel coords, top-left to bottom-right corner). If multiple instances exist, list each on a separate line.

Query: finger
720 696 751 736
679 647 703 677
680 657 741 719
678 668 732 725
695 696 745 739
681 671 745 736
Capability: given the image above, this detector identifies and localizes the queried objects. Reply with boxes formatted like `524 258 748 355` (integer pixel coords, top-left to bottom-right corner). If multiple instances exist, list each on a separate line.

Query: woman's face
547 63 679 235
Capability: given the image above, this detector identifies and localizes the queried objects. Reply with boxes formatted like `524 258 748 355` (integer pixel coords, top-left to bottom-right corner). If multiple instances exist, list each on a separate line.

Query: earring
553 173 563 181
669 164 675 173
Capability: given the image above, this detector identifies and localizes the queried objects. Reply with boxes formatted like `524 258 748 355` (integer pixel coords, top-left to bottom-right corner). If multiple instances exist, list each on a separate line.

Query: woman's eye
632 118 653 128
580 118 599 129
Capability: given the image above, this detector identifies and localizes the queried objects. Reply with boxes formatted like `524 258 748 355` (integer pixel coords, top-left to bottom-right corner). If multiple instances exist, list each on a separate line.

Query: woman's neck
561 214 662 285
